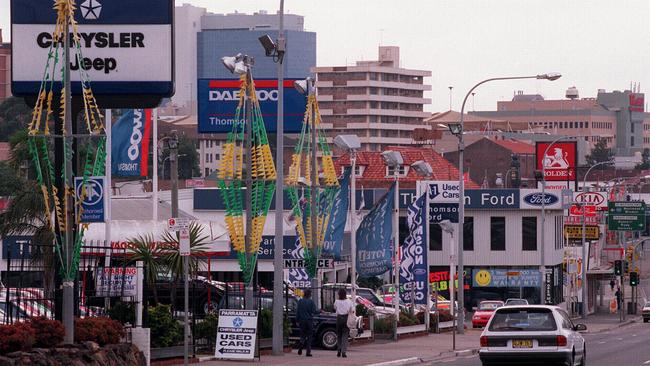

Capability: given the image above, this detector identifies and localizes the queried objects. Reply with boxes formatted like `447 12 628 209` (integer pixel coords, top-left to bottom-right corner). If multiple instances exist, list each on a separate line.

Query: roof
490 138 535 155
425 110 530 131
333 146 479 188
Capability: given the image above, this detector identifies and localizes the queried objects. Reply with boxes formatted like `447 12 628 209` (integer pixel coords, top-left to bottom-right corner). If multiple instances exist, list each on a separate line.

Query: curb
366 357 422 366
421 348 480 363
588 319 636 334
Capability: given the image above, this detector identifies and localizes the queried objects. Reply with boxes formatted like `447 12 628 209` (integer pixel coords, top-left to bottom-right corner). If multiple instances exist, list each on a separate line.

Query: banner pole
153 109 159 221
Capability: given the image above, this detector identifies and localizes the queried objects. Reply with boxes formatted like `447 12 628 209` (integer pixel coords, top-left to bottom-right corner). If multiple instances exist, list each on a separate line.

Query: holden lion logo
543 147 569 169
80 0 102 20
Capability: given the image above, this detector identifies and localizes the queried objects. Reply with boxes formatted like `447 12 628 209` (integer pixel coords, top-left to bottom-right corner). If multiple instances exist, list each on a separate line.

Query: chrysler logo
523 193 559 206
80 0 102 20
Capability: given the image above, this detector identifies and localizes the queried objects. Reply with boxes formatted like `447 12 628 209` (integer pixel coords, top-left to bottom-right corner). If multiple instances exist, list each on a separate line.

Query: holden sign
536 142 577 182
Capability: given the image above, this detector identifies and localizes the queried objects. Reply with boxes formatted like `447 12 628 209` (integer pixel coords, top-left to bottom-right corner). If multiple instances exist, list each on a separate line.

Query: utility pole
309 81 320 308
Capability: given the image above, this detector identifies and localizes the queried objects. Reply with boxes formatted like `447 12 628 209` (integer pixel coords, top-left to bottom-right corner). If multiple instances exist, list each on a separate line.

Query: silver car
479 305 587 366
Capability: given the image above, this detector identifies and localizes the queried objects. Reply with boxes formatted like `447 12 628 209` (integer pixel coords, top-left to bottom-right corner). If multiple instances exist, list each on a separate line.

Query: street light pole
455 73 561 333
350 152 357 299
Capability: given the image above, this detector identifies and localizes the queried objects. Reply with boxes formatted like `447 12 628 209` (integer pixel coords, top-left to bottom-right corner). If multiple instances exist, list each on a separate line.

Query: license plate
512 340 533 348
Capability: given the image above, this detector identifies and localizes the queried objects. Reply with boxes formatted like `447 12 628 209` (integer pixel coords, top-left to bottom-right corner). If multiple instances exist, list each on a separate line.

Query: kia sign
11 0 173 98
573 191 607 210
536 141 577 182
198 79 306 133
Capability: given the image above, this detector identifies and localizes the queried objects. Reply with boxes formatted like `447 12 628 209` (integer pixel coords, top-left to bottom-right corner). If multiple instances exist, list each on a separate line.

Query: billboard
536 141 577 182
630 93 644 112
197 79 306 133
111 109 152 177
11 0 174 97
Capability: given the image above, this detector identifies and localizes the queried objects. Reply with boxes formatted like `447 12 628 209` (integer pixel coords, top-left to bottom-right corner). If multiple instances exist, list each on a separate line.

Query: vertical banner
111 109 152 177
286 238 312 290
356 184 395 277
321 168 350 260
399 194 428 305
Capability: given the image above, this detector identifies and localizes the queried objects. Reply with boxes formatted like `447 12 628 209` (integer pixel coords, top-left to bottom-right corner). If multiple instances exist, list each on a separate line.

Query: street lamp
381 150 403 340
447 72 562 334
259 3 286 353
334 134 361 300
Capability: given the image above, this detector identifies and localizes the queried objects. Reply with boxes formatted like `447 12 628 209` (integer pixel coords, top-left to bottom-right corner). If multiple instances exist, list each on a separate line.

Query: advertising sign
429 203 459 223
573 191 607 210
11 0 174 97
74 176 105 222
536 141 577 181
321 168 350 260
569 204 597 217
215 309 258 360
95 267 137 296
519 189 562 209
285 237 312 290
111 109 152 177
608 201 646 231
2 236 32 259
630 93 645 112
356 185 395 277
563 225 600 240
420 181 461 203
472 268 541 288
464 189 519 209
198 79 306 133
399 194 428 305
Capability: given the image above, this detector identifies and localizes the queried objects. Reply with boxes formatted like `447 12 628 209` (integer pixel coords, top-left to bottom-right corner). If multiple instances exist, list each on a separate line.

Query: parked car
472 301 504 328
322 283 401 318
479 305 586 366
643 302 650 323
504 298 529 306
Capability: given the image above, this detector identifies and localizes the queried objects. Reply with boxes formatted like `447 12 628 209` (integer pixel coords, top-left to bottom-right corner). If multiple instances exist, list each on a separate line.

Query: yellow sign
563 225 599 240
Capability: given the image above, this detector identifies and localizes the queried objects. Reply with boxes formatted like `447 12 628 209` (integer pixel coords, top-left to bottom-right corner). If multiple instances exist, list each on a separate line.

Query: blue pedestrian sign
74 176 105 222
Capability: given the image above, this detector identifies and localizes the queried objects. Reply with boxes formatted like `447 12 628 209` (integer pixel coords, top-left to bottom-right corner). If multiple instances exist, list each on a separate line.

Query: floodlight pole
393 171 400 340
245 67 255 310
308 81 322 308
272 0 285 355
350 152 357 300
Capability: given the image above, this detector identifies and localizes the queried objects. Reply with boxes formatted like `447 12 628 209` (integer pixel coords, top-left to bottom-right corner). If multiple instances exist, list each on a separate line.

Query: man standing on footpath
296 289 319 357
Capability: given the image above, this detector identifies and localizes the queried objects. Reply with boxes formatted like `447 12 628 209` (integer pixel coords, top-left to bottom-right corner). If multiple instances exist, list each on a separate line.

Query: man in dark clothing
610 279 616 291
296 289 318 356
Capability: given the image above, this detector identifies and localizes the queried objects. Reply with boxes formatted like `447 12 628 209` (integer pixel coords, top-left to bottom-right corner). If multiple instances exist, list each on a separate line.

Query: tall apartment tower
0 29 11 103
313 46 431 152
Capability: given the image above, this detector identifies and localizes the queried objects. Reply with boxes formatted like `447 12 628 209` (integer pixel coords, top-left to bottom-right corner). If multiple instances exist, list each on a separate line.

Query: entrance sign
216 309 258 360
284 258 333 269
95 267 137 297
74 176 105 222
608 201 646 231
11 0 174 98
536 141 577 181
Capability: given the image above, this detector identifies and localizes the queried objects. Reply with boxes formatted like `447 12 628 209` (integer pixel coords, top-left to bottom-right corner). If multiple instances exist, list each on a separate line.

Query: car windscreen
479 302 501 311
488 308 557 331
506 300 527 305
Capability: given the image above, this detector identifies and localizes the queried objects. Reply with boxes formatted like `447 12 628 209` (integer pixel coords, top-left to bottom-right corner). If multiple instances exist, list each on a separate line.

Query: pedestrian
296 289 318 357
610 278 615 291
333 288 354 358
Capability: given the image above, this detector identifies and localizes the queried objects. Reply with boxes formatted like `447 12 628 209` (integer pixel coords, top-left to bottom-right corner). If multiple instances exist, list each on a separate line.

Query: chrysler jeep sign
198 79 306 133
10 0 173 96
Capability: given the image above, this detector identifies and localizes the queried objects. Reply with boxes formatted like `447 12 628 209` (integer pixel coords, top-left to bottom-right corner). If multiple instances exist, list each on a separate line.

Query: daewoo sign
523 192 559 206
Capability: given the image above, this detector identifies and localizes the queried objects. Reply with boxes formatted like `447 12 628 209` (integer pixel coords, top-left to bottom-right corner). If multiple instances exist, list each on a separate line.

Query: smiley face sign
474 270 492 287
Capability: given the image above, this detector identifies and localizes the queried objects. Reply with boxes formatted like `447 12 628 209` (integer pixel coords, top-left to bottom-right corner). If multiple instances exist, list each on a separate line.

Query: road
428 321 650 366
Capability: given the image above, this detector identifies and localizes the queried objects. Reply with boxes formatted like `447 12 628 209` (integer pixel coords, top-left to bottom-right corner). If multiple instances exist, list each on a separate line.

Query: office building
0 29 11 103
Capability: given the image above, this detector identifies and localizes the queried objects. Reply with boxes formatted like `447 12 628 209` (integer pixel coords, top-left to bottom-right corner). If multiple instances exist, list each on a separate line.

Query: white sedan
479 305 587 366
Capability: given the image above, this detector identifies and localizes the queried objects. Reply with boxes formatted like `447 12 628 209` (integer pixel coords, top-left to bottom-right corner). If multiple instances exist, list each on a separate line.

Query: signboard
519 189 562 209
95 267 137 297
111 109 152 177
464 189 519 209
216 309 258 360
186 179 206 188
284 258 333 269
11 0 174 97
544 272 553 304
429 203 459 223
564 216 599 225
472 268 541 288
569 204 597 217
179 228 190 256
608 201 646 231
74 176 105 222
2 236 32 259
561 189 573 209
536 141 577 181
168 217 190 231
563 225 600 240
198 79 306 133
424 181 461 203
630 93 645 112
573 191 607 210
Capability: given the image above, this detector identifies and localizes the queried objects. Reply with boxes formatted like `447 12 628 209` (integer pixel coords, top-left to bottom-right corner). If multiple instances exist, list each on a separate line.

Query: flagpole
104 109 112 310
350 159 357 299
153 108 159 221
424 188 430 332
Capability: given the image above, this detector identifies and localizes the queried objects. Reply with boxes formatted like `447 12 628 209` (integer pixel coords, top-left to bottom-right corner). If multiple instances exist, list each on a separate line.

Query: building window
430 224 442 251
204 167 210 177
631 123 635 133
522 217 537 251
490 217 506 251
341 165 364 177
631 136 635 146
386 165 408 177
463 217 474 251
585 122 589 128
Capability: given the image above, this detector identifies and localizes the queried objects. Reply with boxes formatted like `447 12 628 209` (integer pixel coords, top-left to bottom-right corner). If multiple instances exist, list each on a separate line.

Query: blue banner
111 109 151 177
356 184 395 277
321 168 350 260
197 79 306 133
400 194 428 305
286 237 312 290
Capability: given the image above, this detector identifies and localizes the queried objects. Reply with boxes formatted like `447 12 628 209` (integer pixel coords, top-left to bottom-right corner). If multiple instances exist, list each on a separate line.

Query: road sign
608 201 646 231
179 228 190 256
74 176 105 222
283 258 333 269
563 225 600 240
168 217 190 231
215 309 258 360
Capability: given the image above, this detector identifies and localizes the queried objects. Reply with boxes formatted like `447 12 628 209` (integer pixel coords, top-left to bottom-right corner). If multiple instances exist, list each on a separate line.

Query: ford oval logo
524 193 559 206
414 269 427 276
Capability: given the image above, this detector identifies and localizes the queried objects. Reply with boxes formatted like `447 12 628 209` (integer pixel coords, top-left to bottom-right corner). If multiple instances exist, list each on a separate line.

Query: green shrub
373 315 395 334
194 313 218 342
258 309 290 339
397 310 419 326
107 301 135 325
148 304 183 348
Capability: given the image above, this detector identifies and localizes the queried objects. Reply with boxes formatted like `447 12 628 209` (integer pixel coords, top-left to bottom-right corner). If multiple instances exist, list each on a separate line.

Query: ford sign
523 193 559 206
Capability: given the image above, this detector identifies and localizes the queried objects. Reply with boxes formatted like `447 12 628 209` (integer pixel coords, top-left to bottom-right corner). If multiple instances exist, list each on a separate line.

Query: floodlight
537 72 562 81
334 135 361 151
294 77 314 95
258 35 276 56
411 160 433 177
447 123 463 136
381 150 403 167
438 220 455 235
221 53 249 75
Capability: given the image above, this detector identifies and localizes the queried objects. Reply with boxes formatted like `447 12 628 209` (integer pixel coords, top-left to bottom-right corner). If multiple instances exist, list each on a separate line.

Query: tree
0 162 25 196
636 148 650 170
0 97 32 142
586 138 614 169
126 233 165 304
158 135 200 179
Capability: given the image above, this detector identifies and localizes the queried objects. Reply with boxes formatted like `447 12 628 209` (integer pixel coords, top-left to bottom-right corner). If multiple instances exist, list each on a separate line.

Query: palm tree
126 233 166 304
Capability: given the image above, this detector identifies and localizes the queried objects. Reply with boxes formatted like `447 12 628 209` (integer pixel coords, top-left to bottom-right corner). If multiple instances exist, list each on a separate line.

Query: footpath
197 313 638 366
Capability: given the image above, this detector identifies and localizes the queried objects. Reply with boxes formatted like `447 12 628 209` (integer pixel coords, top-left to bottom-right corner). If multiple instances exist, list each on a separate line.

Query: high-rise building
313 46 431 152
173 4 208 113
0 29 11 103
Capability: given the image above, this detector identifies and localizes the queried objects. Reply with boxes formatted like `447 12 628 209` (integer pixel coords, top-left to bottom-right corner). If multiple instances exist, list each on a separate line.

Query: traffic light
624 261 629 274
630 271 639 286
614 260 623 275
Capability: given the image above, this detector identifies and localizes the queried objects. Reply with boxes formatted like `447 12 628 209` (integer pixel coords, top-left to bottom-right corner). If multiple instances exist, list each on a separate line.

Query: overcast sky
2 0 649 112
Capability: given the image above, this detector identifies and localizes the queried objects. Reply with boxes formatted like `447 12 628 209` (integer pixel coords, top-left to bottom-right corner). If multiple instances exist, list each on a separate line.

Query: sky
2 0 650 112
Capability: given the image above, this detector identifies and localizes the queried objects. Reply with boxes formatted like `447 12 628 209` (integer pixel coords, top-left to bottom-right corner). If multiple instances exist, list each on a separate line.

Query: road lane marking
642 360 650 365
598 341 606 344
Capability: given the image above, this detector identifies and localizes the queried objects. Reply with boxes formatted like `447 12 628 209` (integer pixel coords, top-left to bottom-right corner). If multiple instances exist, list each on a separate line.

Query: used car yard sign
216 309 258 360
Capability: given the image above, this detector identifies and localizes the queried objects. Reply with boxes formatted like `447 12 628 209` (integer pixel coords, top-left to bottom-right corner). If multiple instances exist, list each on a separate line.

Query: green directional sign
608 201 646 231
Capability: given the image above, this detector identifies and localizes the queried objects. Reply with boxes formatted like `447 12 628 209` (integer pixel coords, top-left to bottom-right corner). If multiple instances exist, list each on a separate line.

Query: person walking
296 289 318 357
610 278 615 291
333 288 354 358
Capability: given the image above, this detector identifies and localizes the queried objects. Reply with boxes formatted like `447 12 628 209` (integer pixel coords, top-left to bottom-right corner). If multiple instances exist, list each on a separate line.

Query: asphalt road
428 320 650 366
